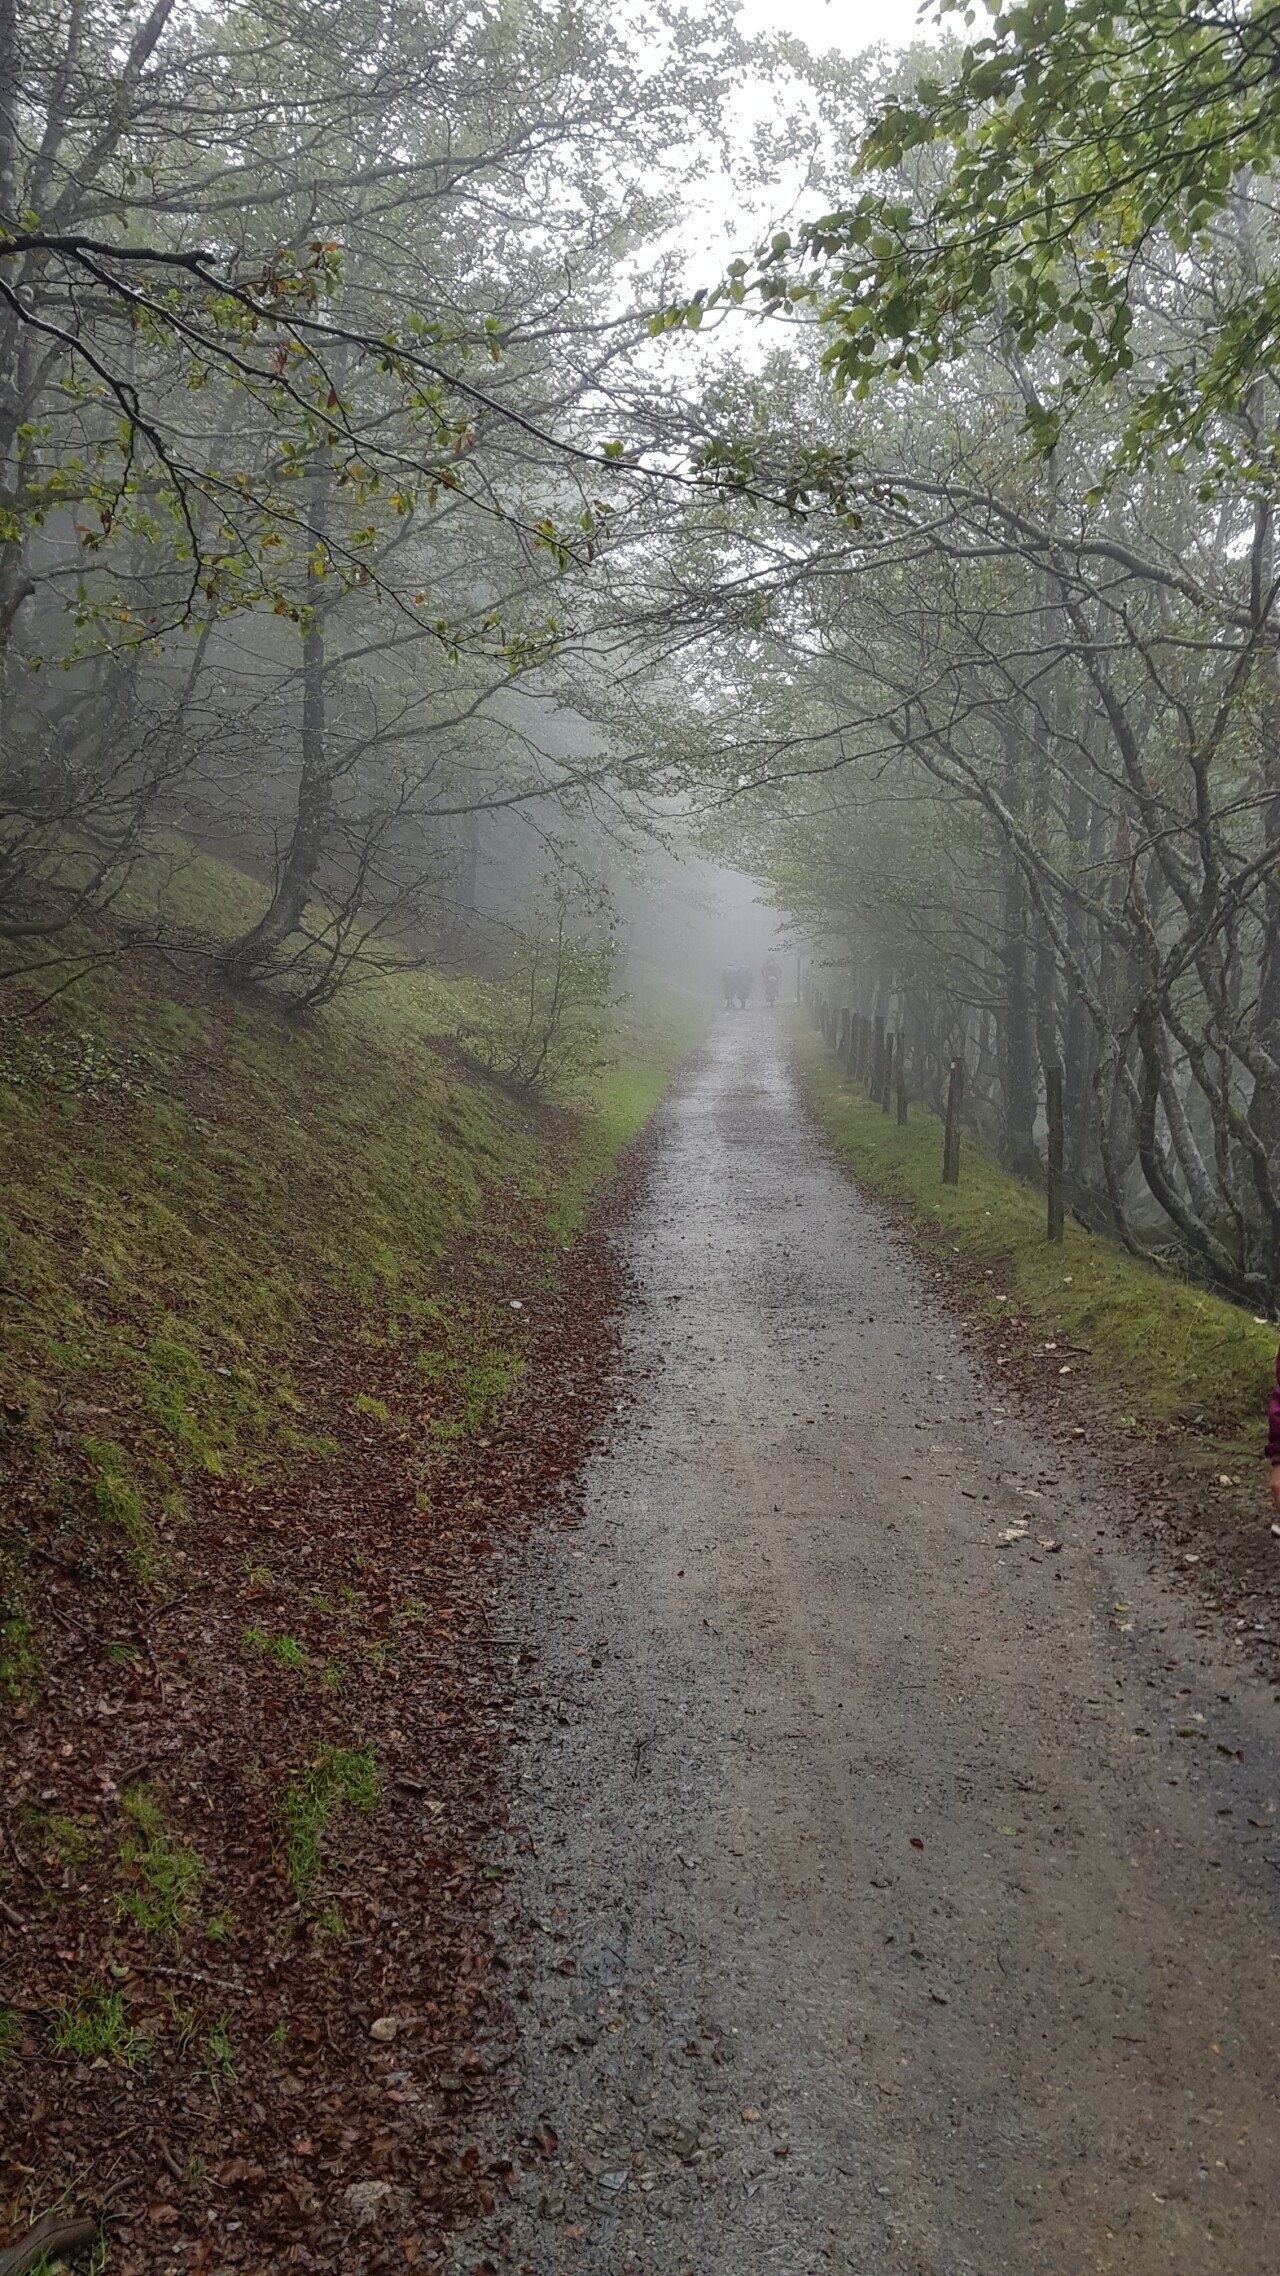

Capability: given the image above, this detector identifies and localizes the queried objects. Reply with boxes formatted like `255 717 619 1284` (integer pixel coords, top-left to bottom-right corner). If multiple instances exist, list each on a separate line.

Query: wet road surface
475 1012 1280 2276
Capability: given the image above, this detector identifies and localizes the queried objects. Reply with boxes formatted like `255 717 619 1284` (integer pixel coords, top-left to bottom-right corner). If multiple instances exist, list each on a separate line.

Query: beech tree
637 18 1280 1307
0 0 740 973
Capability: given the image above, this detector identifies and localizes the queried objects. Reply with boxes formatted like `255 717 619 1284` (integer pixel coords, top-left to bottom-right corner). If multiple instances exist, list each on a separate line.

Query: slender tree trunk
943 1058 964 1185
1045 1065 1065 1242
226 479 332 978
998 837 1039 1173
1155 1031 1217 1223
459 805 480 920
1250 789 1280 1293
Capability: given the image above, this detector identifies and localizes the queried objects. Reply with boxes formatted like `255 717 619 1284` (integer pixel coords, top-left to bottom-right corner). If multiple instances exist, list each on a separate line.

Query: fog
5 0 1280 1298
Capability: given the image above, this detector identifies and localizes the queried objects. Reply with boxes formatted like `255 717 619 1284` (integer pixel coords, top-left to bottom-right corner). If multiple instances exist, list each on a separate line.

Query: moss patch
51 1985 146 2068
116 1784 206 1939
280 1742 380 1901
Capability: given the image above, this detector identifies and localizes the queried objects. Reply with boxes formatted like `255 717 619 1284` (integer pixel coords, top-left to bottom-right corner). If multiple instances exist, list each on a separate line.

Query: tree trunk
1045 1064 1065 1242
1249 775 1280 1296
943 1059 964 1185
226 607 329 978
458 805 480 921
871 1013 886 1103
998 874 1039 1175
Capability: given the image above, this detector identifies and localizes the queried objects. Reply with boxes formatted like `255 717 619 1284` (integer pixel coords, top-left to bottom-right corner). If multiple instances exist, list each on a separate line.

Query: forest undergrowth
0 852 700 2273
796 1026 1280 1706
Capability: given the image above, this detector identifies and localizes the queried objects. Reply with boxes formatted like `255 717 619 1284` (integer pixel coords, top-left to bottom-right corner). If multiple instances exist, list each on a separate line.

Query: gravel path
475 1012 1280 2276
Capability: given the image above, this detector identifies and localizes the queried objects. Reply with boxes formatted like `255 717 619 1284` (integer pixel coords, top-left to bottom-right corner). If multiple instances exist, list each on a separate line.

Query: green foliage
167 1995 201 2056
23 1807 99 1873
204 2012 236 2086
725 0 1280 481
0 1542 39 1699
280 1743 380 1900
116 1784 205 1939
0 856 540 1555
51 1986 146 2068
799 1029 1276 1458
242 1625 309 1673
466 869 620 1095
417 1335 525 1451
351 1393 393 1424
83 1437 154 1582
0 2007 23 2067
169 1994 234 2087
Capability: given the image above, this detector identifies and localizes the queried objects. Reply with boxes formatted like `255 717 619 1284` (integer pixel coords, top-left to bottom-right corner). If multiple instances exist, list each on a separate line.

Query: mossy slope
0 850 700 1682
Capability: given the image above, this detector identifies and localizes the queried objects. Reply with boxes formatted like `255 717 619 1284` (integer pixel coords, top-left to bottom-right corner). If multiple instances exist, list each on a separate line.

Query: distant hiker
1257 1347 1266 1511
1269 1348 1280 1513
735 965 753 1008
722 964 739 1009
762 956 781 1006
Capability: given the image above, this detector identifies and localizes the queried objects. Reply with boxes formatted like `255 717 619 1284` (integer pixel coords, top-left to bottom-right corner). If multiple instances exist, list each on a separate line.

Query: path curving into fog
475 1010 1280 2276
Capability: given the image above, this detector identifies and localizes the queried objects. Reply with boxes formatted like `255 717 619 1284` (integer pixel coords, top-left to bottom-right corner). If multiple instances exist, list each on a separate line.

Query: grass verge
794 1022 1275 1473
546 981 705 1241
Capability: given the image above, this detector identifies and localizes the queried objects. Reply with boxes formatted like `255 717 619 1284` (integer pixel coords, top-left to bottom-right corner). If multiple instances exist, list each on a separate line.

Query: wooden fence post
1045 1063 1065 1242
896 1035 908 1125
871 1014 886 1103
942 1058 964 1184
882 1032 894 1114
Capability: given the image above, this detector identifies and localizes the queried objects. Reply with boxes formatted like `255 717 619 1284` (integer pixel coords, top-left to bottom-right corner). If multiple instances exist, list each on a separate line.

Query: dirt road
476 1013 1280 2276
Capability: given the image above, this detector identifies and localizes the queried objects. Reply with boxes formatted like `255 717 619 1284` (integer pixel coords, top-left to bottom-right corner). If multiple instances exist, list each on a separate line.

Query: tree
729 0 1280 475
0 0 744 974
633 87 1280 1303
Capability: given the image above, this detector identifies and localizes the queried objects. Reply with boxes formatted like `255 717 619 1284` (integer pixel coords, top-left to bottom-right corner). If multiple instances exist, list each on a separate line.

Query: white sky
734 0 938 56
669 0 939 282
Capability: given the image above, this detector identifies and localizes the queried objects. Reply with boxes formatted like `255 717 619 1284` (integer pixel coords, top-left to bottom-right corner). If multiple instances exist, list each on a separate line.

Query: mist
5 8 1280 2271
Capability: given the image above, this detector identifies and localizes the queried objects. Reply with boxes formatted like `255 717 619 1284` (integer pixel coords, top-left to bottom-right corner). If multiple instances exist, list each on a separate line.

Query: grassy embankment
795 1022 1275 1479
0 849 703 1692
0 850 703 2253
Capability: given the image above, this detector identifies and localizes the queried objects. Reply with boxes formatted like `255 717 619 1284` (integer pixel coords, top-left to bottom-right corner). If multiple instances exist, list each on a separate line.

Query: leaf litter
1 1144 646 2272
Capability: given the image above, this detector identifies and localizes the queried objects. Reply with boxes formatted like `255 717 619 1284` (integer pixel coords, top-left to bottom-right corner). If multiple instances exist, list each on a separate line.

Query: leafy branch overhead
0 222 615 649
659 0 1280 478
0 0 733 662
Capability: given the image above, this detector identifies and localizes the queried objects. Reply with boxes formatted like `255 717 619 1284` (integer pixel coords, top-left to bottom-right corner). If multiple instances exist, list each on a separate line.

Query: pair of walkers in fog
721 958 781 1010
